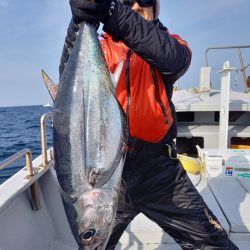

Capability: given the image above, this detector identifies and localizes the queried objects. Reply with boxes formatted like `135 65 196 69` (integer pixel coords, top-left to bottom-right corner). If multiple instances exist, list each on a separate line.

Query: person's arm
60 1 191 81
104 2 191 81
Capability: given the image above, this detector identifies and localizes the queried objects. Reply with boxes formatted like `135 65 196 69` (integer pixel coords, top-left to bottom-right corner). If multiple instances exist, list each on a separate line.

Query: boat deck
1 153 249 250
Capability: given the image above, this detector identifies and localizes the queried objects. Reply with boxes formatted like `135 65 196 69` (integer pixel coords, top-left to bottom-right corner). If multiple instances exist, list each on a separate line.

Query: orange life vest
101 35 173 143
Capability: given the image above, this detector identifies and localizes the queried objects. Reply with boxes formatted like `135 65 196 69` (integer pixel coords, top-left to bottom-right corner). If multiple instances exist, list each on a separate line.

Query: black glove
70 0 117 25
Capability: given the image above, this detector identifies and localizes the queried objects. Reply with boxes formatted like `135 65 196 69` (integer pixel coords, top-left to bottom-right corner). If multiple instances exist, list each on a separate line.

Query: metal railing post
218 61 231 151
26 150 34 177
30 182 40 211
40 112 53 167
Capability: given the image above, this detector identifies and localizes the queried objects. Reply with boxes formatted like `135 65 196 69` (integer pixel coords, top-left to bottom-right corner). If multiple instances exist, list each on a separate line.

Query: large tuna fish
46 22 127 249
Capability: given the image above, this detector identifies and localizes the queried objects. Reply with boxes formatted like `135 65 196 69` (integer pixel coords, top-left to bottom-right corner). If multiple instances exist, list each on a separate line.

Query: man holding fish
60 0 239 249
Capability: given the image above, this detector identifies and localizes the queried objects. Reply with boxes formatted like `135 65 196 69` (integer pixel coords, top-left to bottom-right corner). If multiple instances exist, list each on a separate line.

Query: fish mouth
78 242 102 250
94 243 102 250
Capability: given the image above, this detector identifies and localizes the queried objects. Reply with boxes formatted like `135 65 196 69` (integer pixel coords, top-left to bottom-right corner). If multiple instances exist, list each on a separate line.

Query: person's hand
70 0 117 25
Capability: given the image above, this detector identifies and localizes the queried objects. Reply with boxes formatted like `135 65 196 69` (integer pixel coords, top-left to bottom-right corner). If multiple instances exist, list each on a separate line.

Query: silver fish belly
53 22 127 249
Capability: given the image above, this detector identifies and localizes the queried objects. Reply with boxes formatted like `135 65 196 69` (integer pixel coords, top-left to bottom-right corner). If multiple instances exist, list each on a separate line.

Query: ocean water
0 105 53 184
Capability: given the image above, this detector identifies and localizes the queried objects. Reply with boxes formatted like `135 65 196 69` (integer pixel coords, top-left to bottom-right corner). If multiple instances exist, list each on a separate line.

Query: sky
0 0 249 107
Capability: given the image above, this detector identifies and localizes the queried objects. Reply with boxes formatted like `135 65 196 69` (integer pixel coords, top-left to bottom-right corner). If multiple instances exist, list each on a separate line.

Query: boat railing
0 148 41 210
0 112 53 210
205 45 250 93
0 148 34 175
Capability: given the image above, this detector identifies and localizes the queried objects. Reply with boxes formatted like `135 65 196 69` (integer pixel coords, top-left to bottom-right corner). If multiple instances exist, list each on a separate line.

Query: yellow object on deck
178 154 203 175
231 144 250 149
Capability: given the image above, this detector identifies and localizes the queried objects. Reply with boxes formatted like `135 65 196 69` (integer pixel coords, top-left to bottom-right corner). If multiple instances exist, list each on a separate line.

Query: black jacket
103 2 192 144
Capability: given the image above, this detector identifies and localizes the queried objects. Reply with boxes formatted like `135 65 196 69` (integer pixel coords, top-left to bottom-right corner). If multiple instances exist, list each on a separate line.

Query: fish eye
80 229 96 242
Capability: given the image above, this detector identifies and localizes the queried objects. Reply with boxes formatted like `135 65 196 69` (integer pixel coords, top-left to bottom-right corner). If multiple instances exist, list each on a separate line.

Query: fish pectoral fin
41 69 59 103
114 59 124 86
110 59 124 90
88 168 110 188
88 168 101 187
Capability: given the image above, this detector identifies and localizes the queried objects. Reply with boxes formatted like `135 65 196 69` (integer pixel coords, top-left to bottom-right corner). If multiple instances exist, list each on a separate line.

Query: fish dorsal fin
110 59 124 89
41 69 58 103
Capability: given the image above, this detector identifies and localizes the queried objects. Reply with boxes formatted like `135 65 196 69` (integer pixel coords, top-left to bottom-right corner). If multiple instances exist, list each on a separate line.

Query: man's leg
128 153 239 250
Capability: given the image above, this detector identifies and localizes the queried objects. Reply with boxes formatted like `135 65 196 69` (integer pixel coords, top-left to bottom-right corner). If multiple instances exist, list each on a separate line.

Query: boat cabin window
231 137 250 149
176 112 195 122
214 111 246 123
